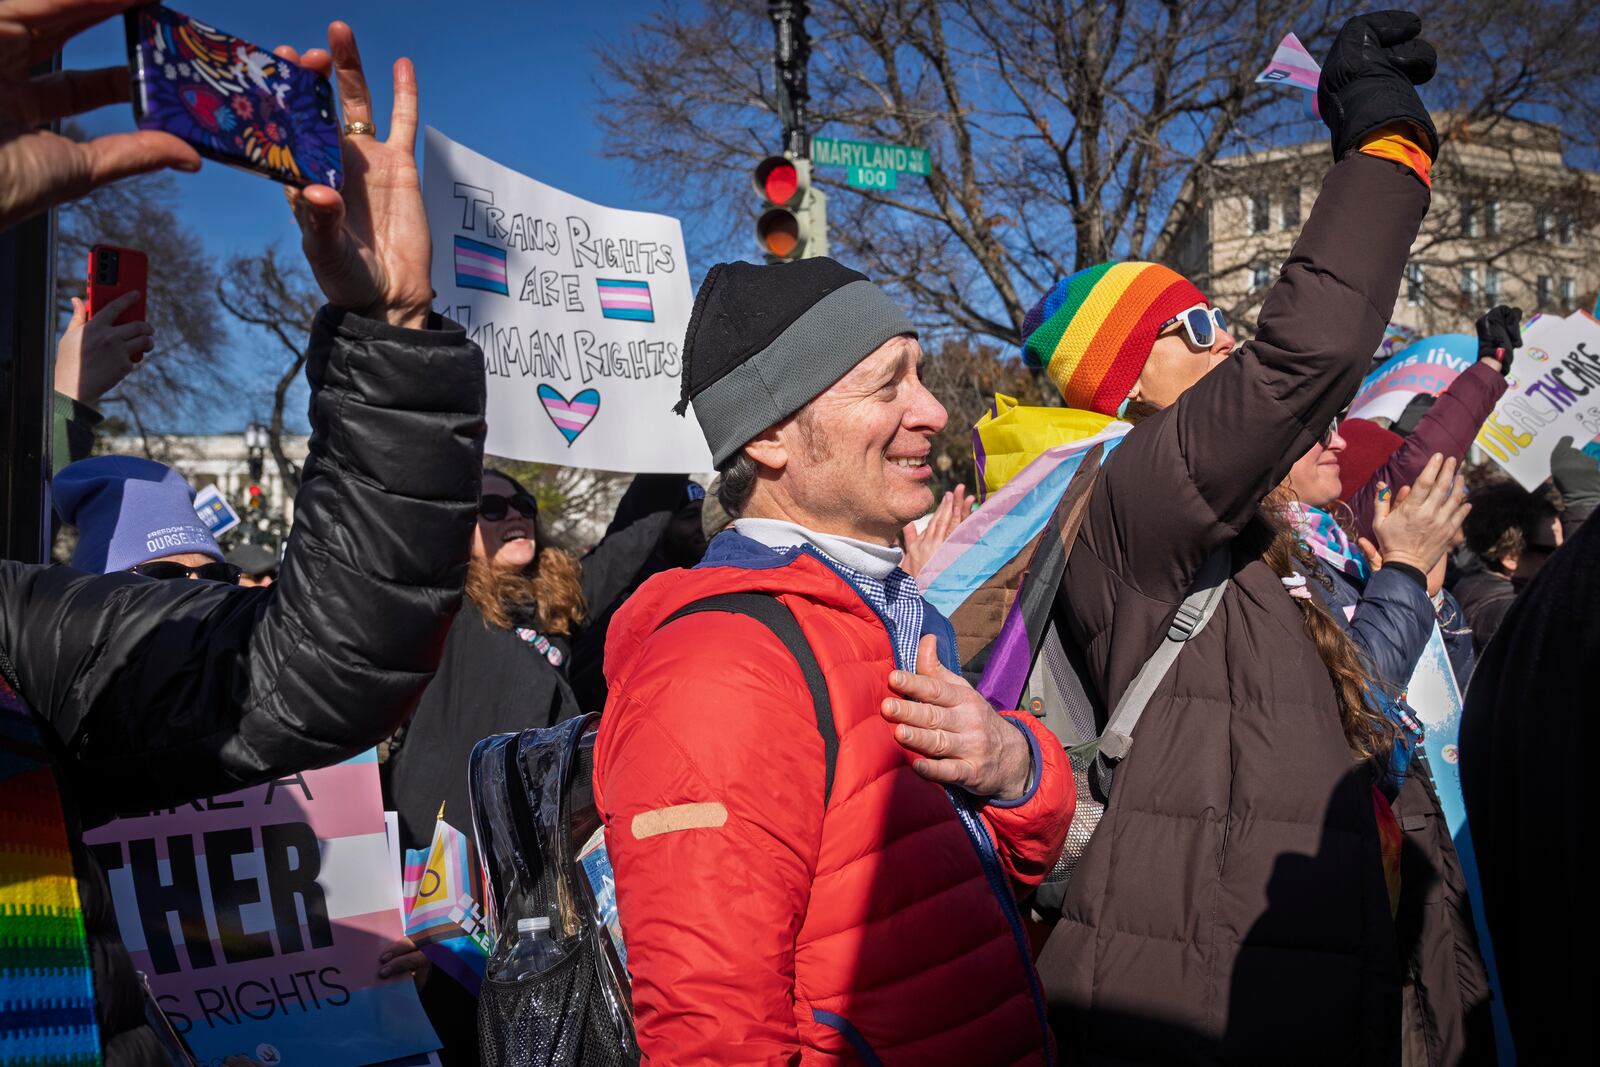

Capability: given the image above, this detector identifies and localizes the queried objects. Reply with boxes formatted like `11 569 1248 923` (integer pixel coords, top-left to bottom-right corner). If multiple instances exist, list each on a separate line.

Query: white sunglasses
1158 302 1228 349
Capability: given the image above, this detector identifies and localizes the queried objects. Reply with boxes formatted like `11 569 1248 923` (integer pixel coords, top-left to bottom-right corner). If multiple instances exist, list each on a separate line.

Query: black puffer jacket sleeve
0 307 486 819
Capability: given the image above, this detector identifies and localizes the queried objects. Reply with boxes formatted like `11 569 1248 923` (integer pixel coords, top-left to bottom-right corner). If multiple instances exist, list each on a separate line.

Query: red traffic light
754 156 804 207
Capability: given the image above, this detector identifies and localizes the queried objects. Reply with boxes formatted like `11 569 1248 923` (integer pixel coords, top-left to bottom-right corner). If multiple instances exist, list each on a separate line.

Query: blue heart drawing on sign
537 384 602 446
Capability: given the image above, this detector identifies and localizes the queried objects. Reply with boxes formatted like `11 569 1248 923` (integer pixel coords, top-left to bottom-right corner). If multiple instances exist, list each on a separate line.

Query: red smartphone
86 245 148 328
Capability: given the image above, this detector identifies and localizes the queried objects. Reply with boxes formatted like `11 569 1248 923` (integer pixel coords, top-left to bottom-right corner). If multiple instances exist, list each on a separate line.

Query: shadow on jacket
0 308 486 1067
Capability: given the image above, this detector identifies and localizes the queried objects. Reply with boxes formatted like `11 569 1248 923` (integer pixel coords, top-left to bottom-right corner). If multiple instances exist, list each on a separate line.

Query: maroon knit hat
1337 418 1405 504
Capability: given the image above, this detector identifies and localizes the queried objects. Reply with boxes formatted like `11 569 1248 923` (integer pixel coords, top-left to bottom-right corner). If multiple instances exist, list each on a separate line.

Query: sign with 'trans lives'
422 127 712 473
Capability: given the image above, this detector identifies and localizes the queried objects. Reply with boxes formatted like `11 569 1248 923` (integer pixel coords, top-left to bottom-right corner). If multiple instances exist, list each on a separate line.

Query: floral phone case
125 4 343 189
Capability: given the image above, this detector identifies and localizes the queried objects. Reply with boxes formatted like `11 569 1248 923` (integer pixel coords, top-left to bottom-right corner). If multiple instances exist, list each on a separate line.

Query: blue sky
67 1 702 431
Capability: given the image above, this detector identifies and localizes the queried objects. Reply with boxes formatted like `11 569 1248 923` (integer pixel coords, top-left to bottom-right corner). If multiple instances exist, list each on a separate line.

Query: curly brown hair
467 470 585 635
1256 492 1399 770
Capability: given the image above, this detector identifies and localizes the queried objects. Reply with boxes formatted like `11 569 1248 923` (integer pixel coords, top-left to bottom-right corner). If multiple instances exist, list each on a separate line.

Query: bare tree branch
216 247 322 495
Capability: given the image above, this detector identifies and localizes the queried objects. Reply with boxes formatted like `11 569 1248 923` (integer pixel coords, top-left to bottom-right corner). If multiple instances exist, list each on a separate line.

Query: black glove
1551 435 1600 511
1318 11 1439 161
1475 305 1522 376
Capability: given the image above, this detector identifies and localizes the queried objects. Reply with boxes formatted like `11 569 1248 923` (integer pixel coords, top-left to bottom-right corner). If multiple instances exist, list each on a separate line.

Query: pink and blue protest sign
1347 333 1478 423
83 751 439 1066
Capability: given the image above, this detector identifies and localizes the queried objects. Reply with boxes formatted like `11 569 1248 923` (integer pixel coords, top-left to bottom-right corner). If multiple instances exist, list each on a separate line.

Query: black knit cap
677 257 916 465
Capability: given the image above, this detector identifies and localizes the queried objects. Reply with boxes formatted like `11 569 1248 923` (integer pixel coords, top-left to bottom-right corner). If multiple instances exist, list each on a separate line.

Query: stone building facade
1170 115 1600 339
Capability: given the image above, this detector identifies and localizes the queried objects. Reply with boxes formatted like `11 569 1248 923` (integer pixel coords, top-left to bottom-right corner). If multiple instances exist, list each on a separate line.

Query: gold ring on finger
342 120 376 137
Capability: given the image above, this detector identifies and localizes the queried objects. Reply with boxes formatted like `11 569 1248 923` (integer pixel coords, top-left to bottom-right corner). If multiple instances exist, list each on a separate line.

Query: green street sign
846 166 896 191
813 136 929 176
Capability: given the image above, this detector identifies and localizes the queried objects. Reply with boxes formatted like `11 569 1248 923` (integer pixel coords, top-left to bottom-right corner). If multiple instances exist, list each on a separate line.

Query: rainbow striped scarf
1 673 100 1066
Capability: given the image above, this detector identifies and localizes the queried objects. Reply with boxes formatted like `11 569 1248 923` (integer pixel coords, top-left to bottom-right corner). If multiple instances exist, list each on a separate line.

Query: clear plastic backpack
468 715 637 1067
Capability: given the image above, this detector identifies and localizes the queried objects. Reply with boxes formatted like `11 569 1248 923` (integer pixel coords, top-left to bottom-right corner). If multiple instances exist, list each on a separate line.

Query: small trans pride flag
403 810 492 995
1256 32 1321 118
596 278 654 321
454 235 509 296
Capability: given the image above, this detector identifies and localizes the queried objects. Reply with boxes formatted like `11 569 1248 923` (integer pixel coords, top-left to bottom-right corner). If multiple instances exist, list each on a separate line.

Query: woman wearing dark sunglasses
382 464 689 1061
53 455 243 585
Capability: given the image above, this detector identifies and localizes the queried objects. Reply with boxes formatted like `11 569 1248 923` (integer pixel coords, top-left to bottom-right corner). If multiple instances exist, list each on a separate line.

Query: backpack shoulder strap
657 592 838 807
1091 545 1232 762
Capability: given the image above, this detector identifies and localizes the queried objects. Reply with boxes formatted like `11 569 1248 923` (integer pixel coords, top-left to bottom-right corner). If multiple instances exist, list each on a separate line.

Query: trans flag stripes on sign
1256 32 1321 91
454 235 509 295
80 750 440 1065
596 278 655 321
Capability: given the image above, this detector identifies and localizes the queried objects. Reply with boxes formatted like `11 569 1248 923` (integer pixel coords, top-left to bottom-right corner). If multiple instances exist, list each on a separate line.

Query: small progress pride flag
596 278 655 322
454 235 509 295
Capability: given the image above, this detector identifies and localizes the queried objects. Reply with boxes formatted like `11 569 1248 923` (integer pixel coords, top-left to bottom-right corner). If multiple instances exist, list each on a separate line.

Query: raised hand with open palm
275 22 431 329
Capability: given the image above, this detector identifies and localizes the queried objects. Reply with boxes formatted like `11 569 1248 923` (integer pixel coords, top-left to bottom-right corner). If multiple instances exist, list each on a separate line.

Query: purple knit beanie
53 456 223 574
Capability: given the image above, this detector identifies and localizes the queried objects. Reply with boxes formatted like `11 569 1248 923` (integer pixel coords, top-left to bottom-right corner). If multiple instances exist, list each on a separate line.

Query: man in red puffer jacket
593 258 1072 1065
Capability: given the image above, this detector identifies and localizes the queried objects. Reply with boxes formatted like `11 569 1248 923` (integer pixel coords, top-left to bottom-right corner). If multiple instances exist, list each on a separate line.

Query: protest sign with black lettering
81 751 438 1067
422 128 712 473
1475 311 1600 489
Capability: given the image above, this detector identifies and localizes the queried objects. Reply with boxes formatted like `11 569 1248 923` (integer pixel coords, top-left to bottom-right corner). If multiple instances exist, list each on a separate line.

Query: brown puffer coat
1036 152 1430 1063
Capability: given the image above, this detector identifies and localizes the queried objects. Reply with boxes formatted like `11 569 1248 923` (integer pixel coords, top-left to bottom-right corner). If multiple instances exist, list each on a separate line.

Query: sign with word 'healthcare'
423 128 712 473
1347 333 1475 424
812 136 929 191
82 752 438 1067
1475 311 1600 488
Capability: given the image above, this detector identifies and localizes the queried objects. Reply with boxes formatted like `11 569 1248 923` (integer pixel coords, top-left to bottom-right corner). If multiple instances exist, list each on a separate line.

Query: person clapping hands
1359 452 1473 597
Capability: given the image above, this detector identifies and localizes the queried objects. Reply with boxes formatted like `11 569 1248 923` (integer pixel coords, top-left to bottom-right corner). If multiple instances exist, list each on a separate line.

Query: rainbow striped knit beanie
1020 261 1208 414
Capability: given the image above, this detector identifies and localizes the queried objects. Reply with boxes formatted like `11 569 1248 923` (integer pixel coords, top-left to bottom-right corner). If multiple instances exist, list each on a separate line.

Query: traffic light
753 155 828 262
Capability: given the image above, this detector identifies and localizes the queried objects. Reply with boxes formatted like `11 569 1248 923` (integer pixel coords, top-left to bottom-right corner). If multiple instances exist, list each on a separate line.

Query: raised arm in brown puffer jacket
1038 151 1431 1064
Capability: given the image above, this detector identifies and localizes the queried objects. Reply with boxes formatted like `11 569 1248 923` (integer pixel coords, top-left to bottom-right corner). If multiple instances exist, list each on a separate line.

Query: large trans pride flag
920 422 1131 711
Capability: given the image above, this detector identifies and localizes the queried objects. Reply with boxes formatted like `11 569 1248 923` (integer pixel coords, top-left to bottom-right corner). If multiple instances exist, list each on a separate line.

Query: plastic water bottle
494 915 567 981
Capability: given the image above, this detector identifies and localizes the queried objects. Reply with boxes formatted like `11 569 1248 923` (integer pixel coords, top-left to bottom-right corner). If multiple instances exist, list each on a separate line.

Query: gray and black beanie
675 257 916 465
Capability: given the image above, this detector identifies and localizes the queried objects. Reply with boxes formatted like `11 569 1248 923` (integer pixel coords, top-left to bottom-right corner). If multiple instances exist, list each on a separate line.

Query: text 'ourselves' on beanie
676 257 917 465
52 455 224 574
1020 261 1209 415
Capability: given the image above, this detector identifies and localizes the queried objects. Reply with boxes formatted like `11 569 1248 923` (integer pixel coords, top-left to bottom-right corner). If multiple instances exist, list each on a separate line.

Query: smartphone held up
87 245 147 331
125 4 343 190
